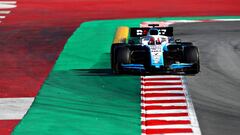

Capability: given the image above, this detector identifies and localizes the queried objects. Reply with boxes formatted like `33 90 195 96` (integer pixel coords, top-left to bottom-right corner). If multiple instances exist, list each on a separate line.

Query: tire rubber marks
141 75 201 135
0 1 17 23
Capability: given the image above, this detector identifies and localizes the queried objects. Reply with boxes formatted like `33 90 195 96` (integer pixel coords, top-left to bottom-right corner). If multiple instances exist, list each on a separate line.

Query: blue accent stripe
121 64 144 67
170 63 193 69
121 64 145 70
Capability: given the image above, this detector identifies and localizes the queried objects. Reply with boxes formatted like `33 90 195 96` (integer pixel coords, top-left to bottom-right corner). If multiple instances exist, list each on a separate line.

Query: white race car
111 24 200 74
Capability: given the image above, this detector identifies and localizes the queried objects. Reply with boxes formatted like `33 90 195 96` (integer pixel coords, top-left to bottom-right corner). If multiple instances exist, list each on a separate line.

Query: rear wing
130 27 173 37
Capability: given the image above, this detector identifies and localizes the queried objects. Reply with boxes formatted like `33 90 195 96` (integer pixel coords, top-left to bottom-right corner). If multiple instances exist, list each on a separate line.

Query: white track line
0 10 10 14
142 116 190 121
0 1 16 4
142 103 187 106
142 109 188 114
143 85 183 88
142 96 186 100
0 98 34 120
213 19 240 21
181 77 202 135
142 80 182 83
143 90 184 94
142 124 193 129
0 4 16 9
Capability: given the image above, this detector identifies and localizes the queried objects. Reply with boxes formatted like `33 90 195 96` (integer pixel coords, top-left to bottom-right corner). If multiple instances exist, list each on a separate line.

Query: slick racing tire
114 47 131 74
111 43 126 69
183 46 200 74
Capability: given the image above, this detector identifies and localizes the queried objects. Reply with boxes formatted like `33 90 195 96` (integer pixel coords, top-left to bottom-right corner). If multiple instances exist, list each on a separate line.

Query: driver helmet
148 37 155 45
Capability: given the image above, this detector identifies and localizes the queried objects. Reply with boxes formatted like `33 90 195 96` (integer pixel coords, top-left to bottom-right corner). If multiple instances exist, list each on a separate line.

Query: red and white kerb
141 75 201 135
0 1 17 23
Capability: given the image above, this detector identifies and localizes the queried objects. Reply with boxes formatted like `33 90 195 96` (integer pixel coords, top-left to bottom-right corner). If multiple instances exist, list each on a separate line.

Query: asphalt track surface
173 21 240 135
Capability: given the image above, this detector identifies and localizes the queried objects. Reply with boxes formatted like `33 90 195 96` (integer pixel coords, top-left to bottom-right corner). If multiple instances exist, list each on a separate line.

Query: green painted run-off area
13 18 151 135
13 16 240 135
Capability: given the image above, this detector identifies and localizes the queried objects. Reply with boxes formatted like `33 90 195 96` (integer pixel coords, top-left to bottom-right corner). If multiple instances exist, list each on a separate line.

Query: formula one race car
111 24 200 74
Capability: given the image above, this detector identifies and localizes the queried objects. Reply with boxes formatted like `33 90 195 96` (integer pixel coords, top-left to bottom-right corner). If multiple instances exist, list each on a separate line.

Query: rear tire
183 46 200 74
